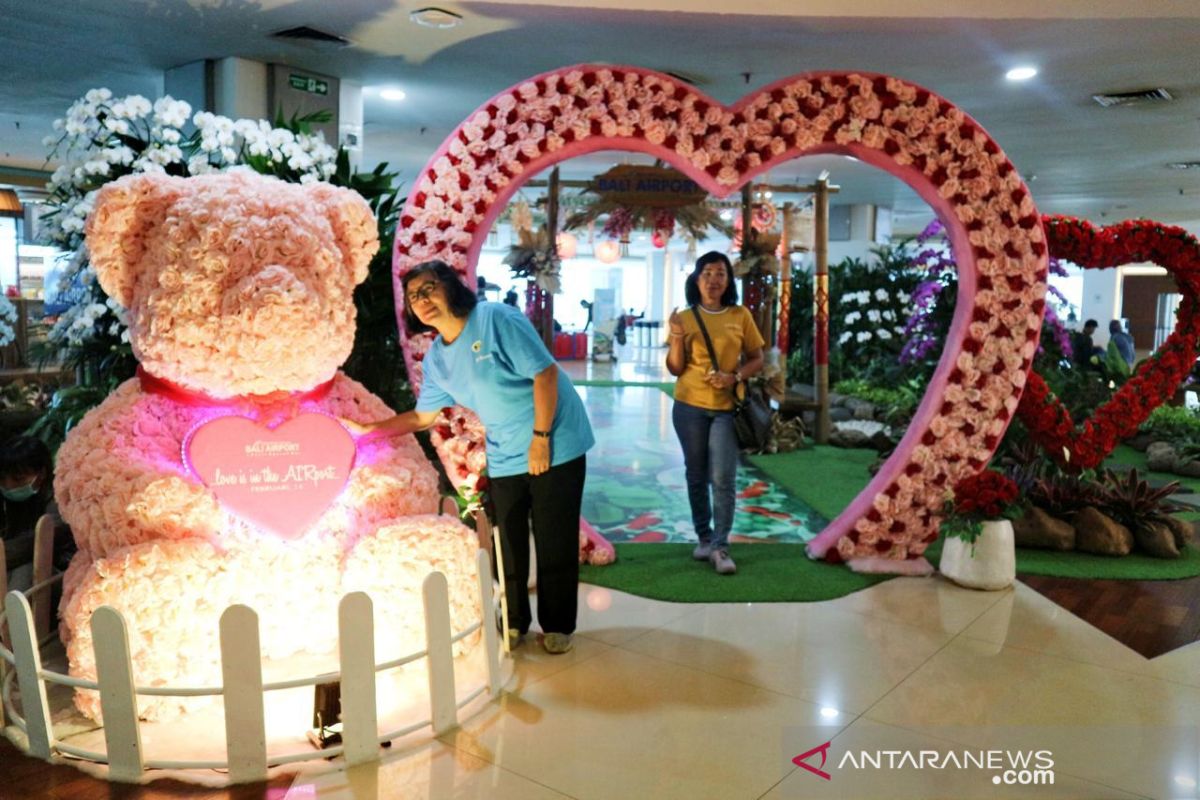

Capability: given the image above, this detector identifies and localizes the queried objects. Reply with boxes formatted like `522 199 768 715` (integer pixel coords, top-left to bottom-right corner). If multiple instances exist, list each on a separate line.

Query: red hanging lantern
651 230 667 248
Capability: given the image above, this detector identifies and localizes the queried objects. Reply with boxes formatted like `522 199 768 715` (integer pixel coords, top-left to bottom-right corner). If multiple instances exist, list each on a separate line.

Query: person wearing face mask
1 436 72 592
666 251 765 576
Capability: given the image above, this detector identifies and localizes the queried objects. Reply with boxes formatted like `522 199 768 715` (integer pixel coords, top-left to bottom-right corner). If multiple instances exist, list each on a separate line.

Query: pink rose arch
393 65 1047 574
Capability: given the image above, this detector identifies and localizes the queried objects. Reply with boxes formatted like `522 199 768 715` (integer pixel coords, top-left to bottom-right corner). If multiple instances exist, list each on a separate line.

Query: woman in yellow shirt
666 252 765 575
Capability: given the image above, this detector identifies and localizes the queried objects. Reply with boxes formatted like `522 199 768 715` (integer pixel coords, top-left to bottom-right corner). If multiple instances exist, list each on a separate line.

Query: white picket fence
0 515 504 783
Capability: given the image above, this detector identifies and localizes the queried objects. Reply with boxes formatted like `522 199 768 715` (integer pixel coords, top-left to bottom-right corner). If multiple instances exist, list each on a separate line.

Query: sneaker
506 628 525 650
542 632 574 654
692 541 713 561
710 548 737 575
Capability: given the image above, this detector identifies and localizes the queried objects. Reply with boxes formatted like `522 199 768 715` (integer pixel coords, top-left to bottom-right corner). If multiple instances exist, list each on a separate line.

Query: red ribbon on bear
138 366 336 418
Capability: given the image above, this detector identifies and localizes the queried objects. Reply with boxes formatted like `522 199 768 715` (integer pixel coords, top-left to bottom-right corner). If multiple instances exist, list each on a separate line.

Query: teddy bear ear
86 173 184 308
307 184 378 286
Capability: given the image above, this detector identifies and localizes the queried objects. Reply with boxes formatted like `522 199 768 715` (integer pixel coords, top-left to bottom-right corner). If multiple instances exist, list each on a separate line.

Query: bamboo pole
814 174 831 444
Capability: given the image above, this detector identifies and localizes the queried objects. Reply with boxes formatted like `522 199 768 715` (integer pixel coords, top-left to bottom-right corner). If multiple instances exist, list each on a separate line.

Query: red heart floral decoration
1018 215 1200 471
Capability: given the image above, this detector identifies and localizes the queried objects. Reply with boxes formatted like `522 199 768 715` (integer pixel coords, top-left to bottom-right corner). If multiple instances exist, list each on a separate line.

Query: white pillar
339 80 364 173
212 58 269 120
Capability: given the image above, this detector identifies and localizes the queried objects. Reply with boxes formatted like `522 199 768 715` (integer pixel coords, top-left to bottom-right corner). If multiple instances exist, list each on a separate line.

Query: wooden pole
814 175 831 444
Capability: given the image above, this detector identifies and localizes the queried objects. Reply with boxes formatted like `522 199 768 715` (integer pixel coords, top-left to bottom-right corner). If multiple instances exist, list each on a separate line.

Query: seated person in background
1 435 72 592
1070 319 1101 369
1109 319 1135 367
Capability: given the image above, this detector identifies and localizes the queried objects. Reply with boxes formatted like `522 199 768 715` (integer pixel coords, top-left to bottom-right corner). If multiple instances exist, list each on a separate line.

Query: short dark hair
400 260 478 336
0 435 52 481
684 251 738 307
1108 320 1123 333
1084 319 1098 330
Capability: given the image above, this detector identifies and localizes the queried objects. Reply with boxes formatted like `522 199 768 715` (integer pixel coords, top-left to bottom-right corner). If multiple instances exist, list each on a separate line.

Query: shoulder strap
690 306 719 369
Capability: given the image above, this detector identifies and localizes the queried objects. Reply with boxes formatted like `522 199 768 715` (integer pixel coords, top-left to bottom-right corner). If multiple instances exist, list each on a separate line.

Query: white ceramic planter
940 519 1016 590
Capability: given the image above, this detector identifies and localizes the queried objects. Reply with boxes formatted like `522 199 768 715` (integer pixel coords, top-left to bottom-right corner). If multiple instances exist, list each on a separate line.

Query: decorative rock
1134 520 1181 558
1174 459 1200 478
827 392 846 407
1146 442 1179 473
829 428 870 448
1012 507 1075 551
1164 516 1195 550
829 406 854 422
801 410 816 427
1073 507 1134 556
869 430 896 452
1125 433 1156 452
846 399 876 420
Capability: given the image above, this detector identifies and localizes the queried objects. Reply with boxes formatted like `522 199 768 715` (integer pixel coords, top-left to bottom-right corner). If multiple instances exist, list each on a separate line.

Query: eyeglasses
406 282 439 305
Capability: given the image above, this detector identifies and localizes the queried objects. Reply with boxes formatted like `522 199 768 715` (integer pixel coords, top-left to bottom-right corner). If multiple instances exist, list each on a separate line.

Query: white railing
1 514 504 784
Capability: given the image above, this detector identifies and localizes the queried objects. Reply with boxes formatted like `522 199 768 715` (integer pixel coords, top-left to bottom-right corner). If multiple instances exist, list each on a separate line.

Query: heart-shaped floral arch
393 65 1047 573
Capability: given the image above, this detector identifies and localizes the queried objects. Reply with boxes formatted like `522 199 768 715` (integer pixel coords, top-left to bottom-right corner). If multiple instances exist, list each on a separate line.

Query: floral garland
1017 216 1200 472
393 66 1046 570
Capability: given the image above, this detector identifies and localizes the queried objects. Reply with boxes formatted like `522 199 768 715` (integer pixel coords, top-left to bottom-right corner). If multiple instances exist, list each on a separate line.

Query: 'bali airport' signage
589 165 708 209
186 413 355 539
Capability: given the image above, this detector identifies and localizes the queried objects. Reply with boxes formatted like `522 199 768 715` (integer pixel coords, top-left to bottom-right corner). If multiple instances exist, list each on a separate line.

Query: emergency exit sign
289 74 329 95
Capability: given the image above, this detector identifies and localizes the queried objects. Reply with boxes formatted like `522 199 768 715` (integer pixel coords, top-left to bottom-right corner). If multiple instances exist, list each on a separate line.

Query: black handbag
690 307 774 451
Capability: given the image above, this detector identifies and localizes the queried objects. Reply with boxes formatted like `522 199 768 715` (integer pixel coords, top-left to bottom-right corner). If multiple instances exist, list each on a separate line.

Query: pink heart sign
186 413 355 539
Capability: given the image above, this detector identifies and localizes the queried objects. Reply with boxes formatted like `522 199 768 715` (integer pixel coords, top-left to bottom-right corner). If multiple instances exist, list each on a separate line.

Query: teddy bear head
86 170 377 397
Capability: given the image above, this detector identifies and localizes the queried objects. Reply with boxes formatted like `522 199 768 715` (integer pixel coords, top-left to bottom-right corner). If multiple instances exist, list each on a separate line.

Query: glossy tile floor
283 579 1200 800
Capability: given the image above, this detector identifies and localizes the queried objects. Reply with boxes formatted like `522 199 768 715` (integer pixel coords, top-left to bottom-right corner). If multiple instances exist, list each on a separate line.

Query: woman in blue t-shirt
348 260 594 655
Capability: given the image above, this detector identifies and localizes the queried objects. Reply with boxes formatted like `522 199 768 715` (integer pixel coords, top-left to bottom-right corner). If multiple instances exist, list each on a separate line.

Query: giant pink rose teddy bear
54 171 481 721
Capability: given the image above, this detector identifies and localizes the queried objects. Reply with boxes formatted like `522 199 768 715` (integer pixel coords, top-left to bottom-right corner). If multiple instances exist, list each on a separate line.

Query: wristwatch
533 429 552 438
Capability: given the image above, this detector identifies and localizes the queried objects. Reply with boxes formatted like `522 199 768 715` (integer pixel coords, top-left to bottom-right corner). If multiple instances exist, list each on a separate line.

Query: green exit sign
289 74 329 95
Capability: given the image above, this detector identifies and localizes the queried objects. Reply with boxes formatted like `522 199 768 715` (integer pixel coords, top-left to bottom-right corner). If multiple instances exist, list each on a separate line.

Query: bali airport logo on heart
793 741 1055 786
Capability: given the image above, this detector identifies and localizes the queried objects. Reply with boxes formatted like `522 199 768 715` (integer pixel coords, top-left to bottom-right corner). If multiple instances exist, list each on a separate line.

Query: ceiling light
1005 66 1038 81
410 7 463 28
379 89 407 102
1166 161 1200 170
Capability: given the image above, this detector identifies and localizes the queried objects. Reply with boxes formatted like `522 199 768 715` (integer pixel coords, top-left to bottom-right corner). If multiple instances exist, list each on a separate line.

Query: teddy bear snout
222 265 312 315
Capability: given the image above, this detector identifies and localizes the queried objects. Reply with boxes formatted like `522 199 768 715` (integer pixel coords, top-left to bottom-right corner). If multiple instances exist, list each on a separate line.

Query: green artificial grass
575 378 674 396
921 534 1200 580
747 445 876 521
579 543 893 603
579 440 1200 604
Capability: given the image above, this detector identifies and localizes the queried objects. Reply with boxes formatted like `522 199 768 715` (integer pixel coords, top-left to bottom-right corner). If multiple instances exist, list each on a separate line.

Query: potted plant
938 469 1024 590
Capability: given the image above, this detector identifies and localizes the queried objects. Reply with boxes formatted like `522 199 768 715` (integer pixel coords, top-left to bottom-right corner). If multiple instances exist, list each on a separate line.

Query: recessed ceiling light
410 7 463 29
1005 66 1038 81
379 88 407 102
1167 161 1200 170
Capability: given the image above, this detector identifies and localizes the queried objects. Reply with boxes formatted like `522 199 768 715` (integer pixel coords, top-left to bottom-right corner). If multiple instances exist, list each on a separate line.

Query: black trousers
489 455 586 636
